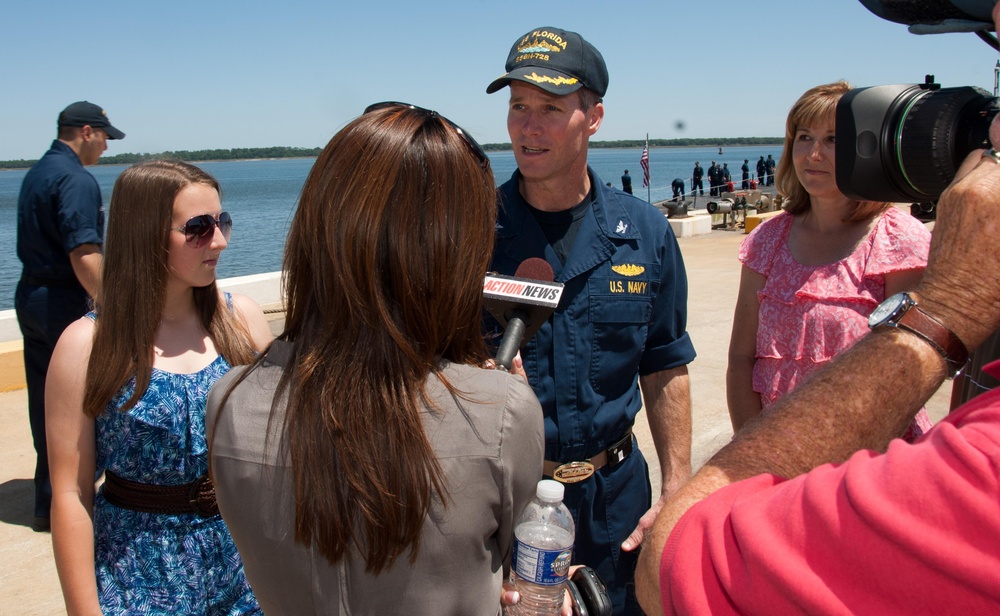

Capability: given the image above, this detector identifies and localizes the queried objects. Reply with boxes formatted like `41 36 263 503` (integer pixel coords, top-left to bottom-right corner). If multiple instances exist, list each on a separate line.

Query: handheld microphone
484 258 564 371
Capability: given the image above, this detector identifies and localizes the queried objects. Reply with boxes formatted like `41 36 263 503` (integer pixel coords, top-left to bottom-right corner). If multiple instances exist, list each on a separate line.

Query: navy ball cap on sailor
486 27 608 97
58 101 125 140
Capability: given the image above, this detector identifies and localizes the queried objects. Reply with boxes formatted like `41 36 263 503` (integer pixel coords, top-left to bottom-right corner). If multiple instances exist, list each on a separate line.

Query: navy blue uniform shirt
17 140 104 282
493 168 696 461
493 168 696 613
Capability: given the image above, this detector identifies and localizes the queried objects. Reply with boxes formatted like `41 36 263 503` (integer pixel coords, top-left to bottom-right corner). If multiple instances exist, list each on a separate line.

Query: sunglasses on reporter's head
170 212 233 247
363 101 491 173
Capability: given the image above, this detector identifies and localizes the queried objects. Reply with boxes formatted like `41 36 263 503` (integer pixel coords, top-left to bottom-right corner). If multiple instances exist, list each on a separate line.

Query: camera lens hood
837 81 997 203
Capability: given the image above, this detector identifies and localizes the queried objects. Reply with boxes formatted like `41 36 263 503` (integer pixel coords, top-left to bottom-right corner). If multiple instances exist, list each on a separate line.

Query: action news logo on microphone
483 274 562 306
484 258 565 370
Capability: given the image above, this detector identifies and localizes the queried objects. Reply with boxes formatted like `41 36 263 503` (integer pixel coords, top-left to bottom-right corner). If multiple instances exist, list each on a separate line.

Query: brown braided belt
102 470 219 517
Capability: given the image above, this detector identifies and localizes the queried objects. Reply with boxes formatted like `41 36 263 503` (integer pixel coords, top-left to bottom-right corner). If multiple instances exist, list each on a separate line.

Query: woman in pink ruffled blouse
727 81 934 440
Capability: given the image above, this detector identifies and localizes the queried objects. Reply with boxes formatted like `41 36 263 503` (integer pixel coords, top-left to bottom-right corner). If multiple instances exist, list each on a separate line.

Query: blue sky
2 0 996 161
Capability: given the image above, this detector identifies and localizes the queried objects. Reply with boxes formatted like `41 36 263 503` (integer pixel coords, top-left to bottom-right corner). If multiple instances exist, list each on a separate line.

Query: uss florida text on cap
58 101 125 140
486 27 608 97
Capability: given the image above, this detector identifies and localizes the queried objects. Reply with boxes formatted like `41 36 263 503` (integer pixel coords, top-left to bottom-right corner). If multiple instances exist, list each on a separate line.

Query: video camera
835 0 1000 212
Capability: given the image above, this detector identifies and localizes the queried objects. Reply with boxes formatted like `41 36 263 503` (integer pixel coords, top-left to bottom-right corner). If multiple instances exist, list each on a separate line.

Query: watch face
869 292 908 328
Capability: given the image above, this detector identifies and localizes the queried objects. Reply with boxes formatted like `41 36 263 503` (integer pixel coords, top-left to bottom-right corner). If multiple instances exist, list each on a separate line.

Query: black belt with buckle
543 430 634 484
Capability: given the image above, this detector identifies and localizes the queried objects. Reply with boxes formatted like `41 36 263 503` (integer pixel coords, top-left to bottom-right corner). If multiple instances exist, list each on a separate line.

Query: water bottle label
512 540 572 586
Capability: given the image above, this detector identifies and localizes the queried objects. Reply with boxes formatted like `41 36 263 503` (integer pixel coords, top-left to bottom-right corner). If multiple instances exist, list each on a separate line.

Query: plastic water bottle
509 479 575 615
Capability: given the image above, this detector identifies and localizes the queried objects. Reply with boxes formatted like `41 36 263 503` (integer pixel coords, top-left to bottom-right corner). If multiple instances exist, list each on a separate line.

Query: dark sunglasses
170 211 233 247
363 101 491 173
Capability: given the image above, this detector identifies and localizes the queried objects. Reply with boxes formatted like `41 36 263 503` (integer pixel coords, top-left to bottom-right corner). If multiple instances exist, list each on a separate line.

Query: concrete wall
0 271 284 391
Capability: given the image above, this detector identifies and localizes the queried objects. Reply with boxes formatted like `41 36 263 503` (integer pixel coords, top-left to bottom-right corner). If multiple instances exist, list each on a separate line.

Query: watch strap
895 293 969 377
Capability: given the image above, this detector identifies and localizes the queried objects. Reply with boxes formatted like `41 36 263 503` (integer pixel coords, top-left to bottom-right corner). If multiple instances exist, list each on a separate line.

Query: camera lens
837 82 998 203
895 86 997 197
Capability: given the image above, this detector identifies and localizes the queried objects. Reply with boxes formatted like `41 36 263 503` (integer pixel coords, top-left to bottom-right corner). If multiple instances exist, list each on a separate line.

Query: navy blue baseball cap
486 27 609 97
58 101 125 140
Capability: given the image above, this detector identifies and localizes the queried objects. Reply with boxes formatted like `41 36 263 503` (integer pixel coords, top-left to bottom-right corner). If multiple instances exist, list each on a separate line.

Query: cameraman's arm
637 324 948 610
637 142 1000 614
915 168 1000 355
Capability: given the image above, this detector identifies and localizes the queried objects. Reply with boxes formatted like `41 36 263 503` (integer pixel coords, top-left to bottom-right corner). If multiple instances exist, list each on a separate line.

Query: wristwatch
868 291 969 377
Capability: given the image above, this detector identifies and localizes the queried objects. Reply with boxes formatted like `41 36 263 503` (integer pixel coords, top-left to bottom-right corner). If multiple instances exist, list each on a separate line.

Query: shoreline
0 156 321 172
0 142 784 171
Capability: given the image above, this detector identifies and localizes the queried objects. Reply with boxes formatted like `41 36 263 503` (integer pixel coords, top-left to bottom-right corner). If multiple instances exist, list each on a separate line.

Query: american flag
640 142 650 187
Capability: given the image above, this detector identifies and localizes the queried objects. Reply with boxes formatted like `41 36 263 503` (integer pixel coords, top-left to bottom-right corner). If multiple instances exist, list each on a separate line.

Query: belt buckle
188 475 220 517
552 460 595 484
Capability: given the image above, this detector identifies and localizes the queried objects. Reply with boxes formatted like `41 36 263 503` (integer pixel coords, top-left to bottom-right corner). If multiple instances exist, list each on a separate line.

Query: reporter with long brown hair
46 160 271 614
208 104 544 614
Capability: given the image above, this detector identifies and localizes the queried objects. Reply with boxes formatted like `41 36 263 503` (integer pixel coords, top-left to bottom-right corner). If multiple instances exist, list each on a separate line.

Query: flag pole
640 134 651 203
645 134 651 203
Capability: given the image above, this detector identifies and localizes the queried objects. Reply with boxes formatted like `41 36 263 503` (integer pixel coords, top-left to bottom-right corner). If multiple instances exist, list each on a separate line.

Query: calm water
0 145 781 310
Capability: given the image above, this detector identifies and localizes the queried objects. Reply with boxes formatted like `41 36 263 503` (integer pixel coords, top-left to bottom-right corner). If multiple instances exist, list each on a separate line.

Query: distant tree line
595 137 781 148
1 138 781 169
0 146 323 170
485 137 781 152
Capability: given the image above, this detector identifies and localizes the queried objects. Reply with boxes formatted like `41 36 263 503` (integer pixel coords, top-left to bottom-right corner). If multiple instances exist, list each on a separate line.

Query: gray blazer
207 341 544 615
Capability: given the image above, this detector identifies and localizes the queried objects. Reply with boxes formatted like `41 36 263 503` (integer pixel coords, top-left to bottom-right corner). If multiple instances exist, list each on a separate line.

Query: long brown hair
777 81 891 222
83 160 257 418
268 106 495 572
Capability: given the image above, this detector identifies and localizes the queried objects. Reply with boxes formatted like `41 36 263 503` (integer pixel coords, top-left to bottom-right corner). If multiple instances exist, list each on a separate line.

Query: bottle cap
536 479 564 502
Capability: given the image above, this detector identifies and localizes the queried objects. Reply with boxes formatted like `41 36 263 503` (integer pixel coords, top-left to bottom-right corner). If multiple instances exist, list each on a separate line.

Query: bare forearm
46 319 101 614
915 146 1000 352
727 266 765 434
51 495 101 615
642 324 945 615
717 327 945 482
635 463 731 614
649 329 943 553
638 329 945 614
726 358 761 433
68 245 102 298
641 366 692 496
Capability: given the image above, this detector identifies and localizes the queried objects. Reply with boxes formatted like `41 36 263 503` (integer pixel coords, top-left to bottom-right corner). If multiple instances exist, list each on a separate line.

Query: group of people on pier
687 156 775 198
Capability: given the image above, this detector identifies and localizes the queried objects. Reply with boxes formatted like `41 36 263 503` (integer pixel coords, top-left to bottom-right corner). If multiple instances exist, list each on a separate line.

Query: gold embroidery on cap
523 72 579 87
521 30 570 50
514 32 569 64
518 39 563 55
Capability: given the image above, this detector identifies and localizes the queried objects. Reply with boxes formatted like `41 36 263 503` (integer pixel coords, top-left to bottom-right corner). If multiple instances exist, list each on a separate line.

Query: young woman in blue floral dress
46 160 272 614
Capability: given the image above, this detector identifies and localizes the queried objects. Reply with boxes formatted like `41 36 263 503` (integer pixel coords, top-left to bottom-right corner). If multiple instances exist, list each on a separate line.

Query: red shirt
661 363 1000 614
